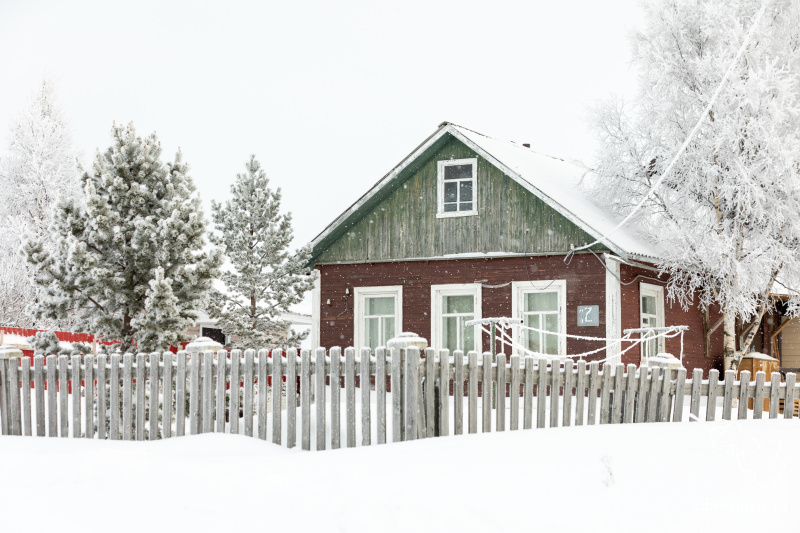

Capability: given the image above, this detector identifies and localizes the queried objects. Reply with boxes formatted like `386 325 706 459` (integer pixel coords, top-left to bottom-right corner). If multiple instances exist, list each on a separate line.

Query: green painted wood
315 135 601 264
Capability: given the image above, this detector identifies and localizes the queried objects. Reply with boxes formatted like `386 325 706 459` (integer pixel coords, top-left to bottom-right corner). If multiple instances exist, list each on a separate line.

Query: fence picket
468 351 478 434
523 357 534 430
201 351 213 434
229 350 241 435
361 347 371 446
599 367 612 425
738 371 751 420
84 355 94 438
550 359 560 428
176 352 187 437
722 370 734 421
46 355 57 437
562 359 573 427
376 347 387 444
646 367 661 423
510 355 520 431
454 350 464 435
587 362 598 425
332 347 343 448
148 353 159 440
574 360 586 426
110 354 120 440
0 359 7 435
612 363 624 424
257 350 267 440
753 372 766 420
497 354 506 432
689 369 703 422
123 354 133 440
22 362 31 436
301 349 311 451
673 368 686 422
439 349 449 437
405 347 419 441
35 356 45 437
425 348 435 438
316 348 327 450
96 355 107 440
59 355 69 437
391 347 402 442
769 373 780 419
216 351 227 434
136 353 146 440
72 354 82 438
659 366 671 422
272 349 283 445
345 347 356 447
188 352 200 435
162 352 173 439
706 370 718 422
244 349 255 438
537 360 547 429
785 373 797 420
9 360 21 435
624 364 636 424
287 348 298 449
482 352 492 433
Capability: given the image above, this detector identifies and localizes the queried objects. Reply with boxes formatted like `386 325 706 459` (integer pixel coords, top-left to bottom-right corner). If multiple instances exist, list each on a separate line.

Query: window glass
521 290 560 355
444 294 474 314
367 296 394 316
459 180 473 201
363 295 396 350
444 164 472 180
441 293 476 353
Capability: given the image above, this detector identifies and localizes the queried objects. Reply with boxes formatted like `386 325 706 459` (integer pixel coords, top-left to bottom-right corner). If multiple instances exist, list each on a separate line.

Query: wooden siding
316 136 600 264
318 255 607 356
618 263 722 375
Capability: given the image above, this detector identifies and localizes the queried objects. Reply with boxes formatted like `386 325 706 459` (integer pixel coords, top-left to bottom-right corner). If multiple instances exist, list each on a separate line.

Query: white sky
0 0 644 319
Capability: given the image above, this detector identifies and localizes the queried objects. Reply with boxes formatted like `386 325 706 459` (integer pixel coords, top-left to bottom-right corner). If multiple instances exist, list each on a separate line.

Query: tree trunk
723 312 737 371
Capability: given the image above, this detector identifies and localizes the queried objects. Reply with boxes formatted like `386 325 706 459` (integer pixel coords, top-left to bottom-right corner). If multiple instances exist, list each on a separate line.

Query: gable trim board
309 122 660 265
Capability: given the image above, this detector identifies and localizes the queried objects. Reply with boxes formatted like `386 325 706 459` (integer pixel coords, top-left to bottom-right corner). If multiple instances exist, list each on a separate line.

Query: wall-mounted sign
577 305 599 327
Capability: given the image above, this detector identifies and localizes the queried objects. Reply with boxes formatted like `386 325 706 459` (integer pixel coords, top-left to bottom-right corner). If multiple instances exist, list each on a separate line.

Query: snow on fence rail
1 349 798 446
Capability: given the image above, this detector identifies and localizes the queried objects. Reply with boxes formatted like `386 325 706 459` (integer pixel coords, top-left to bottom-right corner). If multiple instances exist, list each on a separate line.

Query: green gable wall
315 136 602 264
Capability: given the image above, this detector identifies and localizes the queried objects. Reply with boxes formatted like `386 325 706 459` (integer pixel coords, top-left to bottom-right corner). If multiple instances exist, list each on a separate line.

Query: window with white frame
639 283 665 364
512 280 567 356
354 286 402 352
437 158 478 217
431 284 482 353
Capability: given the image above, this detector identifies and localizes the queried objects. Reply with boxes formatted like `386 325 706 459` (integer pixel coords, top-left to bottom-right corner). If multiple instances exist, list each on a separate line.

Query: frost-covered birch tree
208 155 315 350
591 0 800 369
23 123 222 352
0 78 82 327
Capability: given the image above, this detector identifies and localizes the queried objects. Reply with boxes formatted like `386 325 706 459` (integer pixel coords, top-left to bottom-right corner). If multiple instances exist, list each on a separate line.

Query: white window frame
354 286 403 353
436 158 478 218
639 282 665 363
511 280 567 357
430 283 482 353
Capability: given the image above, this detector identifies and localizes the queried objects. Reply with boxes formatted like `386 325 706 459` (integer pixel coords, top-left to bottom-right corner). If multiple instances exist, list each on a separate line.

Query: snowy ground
1 419 795 532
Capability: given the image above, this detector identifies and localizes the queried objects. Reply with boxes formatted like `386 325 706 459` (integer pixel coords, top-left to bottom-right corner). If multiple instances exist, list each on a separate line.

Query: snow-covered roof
450 124 662 260
309 122 661 261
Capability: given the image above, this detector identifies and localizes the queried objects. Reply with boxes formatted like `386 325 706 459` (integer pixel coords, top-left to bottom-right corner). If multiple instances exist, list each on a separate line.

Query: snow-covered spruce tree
591 0 800 370
0 78 82 328
207 155 315 350
23 123 222 353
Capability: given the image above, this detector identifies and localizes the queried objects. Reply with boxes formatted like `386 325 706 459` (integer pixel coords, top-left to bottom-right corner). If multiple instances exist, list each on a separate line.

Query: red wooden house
315 123 723 372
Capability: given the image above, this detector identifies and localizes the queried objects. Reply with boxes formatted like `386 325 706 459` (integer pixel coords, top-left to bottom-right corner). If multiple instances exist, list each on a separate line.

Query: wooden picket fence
1 348 799 448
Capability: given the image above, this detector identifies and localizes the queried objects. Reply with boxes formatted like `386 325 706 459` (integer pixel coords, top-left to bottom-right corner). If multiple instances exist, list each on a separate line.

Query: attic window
437 158 478 218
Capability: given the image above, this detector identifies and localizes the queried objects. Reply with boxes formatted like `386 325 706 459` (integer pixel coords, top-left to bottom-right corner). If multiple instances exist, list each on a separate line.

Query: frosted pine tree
0 78 82 328
591 0 800 369
208 155 315 350
24 123 222 352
